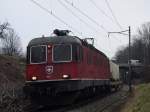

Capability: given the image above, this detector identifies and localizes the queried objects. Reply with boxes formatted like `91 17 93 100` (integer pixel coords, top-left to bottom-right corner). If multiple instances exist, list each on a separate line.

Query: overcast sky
0 0 150 58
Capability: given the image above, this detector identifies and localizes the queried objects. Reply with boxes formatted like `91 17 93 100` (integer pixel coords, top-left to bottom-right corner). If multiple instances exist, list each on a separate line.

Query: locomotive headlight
32 76 37 81
62 74 69 79
48 45 51 48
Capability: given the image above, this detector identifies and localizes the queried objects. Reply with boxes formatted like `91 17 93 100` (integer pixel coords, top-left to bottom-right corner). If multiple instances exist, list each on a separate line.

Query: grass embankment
121 83 150 112
0 55 26 112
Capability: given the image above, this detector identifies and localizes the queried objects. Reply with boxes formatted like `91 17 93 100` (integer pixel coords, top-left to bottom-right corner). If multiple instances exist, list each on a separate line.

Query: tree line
114 22 150 65
0 22 22 56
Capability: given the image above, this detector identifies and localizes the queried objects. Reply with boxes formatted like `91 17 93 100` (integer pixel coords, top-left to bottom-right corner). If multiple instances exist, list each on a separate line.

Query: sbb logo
45 66 53 74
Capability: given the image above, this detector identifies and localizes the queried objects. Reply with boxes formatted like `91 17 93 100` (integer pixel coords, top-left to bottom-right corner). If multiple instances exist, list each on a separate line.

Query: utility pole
128 26 132 92
108 26 132 92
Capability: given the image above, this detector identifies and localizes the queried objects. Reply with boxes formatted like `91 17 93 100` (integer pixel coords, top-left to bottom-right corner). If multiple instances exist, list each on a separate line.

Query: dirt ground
114 83 150 112
112 91 135 112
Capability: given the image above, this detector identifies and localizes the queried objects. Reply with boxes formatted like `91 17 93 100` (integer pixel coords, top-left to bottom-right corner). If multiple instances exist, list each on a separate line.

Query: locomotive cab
24 34 87 100
26 35 84 81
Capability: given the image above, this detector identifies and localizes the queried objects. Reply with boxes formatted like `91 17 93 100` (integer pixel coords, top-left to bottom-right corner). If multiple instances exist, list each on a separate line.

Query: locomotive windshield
53 44 72 62
30 45 47 63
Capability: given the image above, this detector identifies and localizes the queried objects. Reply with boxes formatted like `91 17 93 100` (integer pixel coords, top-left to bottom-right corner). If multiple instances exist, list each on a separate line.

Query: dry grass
120 83 150 112
0 55 27 112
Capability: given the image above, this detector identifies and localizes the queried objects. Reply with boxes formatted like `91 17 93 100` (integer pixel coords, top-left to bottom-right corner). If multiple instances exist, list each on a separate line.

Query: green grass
129 83 150 112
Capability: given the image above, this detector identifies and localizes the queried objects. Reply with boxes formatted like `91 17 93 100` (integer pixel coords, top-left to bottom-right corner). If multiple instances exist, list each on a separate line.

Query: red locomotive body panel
76 46 110 80
26 44 110 81
26 63 77 81
24 35 111 97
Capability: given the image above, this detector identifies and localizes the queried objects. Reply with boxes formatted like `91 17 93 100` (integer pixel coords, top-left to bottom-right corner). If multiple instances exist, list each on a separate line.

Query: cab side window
72 45 83 62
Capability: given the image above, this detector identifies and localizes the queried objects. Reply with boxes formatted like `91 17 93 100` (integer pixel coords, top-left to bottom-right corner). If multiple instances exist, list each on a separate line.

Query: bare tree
1 29 22 56
0 22 10 39
137 22 150 65
0 21 23 56
114 46 129 63
114 22 150 64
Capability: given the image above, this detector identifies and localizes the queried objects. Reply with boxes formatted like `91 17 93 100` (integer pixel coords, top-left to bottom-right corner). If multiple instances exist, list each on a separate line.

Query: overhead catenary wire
56 0 111 55
89 0 115 24
30 0 123 57
88 0 123 43
63 0 122 54
57 0 101 34
64 0 109 33
30 0 82 36
105 0 122 30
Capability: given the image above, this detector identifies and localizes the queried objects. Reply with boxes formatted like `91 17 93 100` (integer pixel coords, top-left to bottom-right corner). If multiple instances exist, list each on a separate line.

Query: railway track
25 85 129 112
68 85 129 112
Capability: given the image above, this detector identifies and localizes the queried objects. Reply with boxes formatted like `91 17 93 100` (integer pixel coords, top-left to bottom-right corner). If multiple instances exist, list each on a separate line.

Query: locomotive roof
28 36 82 46
28 36 108 59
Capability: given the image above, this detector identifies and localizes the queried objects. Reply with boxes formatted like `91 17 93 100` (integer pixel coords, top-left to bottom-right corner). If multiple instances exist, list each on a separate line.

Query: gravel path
67 86 129 112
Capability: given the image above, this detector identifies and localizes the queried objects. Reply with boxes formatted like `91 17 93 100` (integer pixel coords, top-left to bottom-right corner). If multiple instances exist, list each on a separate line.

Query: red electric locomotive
24 29 113 105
